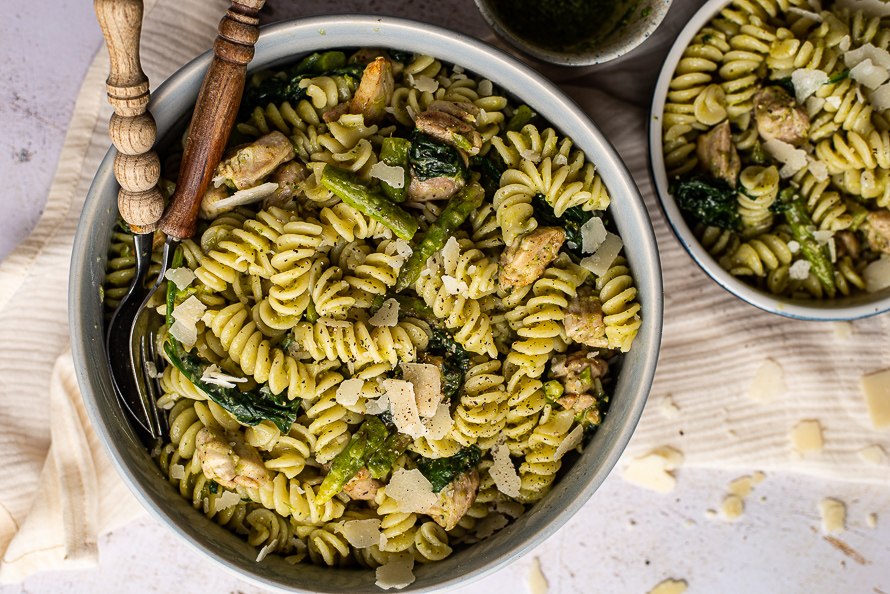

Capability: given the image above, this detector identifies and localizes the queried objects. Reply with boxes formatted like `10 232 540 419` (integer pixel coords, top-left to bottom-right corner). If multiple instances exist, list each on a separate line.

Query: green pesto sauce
491 0 643 53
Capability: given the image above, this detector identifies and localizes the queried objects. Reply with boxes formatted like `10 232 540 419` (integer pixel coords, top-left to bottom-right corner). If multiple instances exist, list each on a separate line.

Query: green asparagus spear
781 199 836 293
394 181 485 292
380 138 411 203
367 434 413 479
165 246 185 329
321 165 419 240
506 104 537 132
316 417 388 504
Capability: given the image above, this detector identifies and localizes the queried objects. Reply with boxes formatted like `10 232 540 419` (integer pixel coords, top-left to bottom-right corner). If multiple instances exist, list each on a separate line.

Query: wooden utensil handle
95 0 164 234
159 0 265 240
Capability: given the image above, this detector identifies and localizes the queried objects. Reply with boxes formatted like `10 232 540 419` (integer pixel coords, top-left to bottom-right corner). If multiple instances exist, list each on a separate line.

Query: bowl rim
472 0 674 66
71 13 663 593
647 0 890 321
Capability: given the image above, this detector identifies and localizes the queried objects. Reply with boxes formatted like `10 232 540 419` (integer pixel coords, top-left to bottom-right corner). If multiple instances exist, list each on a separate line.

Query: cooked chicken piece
322 101 351 123
427 100 480 125
557 392 597 413
696 120 740 184
753 86 809 146
348 48 404 76
551 352 609 395
422 469 480 531
262 161 308 209
498 227 566 292
406 174 466 202
351 57 394 125
564 286 608 348
866 210 890 254
199 184 233 219
195 427 271 490
213 131 295 190
415 109 483 156
342 467 381 501
835 230 861 260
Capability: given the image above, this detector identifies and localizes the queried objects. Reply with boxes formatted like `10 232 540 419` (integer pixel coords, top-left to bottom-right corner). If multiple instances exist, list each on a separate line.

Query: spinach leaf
427 328 472 400
388 49 410 65
409 130 467 182
163 338 299 432
471 154 503 198
291 51 346 76
531 192 597 256
772 78 796 97
506 104 537 132
669 174 740 231
417 446 482 493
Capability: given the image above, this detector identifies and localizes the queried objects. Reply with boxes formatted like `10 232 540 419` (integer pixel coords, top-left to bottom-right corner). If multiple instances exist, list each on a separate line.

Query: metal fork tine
139 334 162 439
146 329 169 436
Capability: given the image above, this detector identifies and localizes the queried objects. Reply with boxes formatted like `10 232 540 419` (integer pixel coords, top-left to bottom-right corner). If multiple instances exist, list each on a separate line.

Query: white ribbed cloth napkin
0 0 888 583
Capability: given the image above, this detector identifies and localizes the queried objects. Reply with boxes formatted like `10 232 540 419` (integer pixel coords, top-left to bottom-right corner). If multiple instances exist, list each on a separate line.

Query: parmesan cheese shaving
335 378 364 406
844 43 890 70
648 579 688 594
863 256 890 293
621 447 684 493
423 403 453 440
871 82 890 110
364 393 390 415
400 362 441 417
792 68 828 103
318 316 354 328
763 138 808 177
833 320 853 340
441 275 469 296
493 499 526 518
383 379 425 438
256 538 278 562
860 368 890 428
839 34 852 52
554 425 584 460
788 6 823 21
169 321 198 350
660 395 681 419
805 95 826 118
392 239 413 259
789 259 812 280
386 469 438 513
201 364 247 388
375 552 416 590
341 519 382 548
580 216 607 254
748 358 787 403
169 464 185 480
215 490 242 511
527 558 549 594
806 158 829 182
819 498 846 533
474 512 509 539
579 232 623 276
519 149 541 163
490 445 521 498
214 182 279 210
369 298 400 327
850 58 890 89
164 267 196 291
370 162 406 188
441 237 460 275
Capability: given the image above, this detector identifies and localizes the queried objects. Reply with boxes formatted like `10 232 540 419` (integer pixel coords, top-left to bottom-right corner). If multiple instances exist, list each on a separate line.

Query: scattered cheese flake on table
748 358 787 403
555 425 584 460
790 420 824 454
727 475 755 499
860 368 890 428
490 445 521 498
867 513 878 529
580 216 607 254
621 447 684 493
215 182 279 210
527 557 549 594
256 539 278 562
384 379 426 437
850 58 890 88
370 162 405 188
375 552 416 590
845 43 890 70
752 471 766 485
369 298 400 327
858 444 886 465
400 362 441 417
335 378 364 407
833 320 853 340
721 494 745 521
423 403 453 440
660 395 680 419
792 68 828 103
164 267 196 291
441 275 469 296
863 256 890 292
216 490 242 511
819 498 846 533
474 512 509 539
704 509 717 519
201 364 247 388
341 519 382 548
763 138 808 177
648 578 688 594
789 259 812 280
580 232 623 276
386 469 438 514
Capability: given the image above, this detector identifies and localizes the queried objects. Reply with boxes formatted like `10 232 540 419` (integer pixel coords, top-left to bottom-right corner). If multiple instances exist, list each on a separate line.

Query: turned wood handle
158 0 265 240
95 0 163 234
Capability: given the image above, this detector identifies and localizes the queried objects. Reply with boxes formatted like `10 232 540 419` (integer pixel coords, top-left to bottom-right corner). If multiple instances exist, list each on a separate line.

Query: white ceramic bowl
71 15 663 593
648 0 890 320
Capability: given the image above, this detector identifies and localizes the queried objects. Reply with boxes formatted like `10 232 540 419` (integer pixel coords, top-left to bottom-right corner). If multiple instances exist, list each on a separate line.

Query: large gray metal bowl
70 15 663 593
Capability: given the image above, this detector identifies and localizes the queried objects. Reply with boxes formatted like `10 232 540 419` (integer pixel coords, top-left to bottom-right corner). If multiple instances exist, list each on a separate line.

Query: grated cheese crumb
336 378 364 407
553 154 568 166
170 464 185 480
819 498 846 533
393 239 413 259
580 216 607 254
748 358 787 403
341 519 382 548
369 298 400 327
660 395 681 419
787 240 800 254
528 557 549 594
648 579 688 594
622 447 684 493
490 445 521 498
721 494 745 521
860 367 890 427
858 444 886 465
579 232 623 276
867 513 878 528
164 267 196 291
790 419 823 454
375 552 415 590
386 469 438 513
370 162 406 188
145 360 161 379
256 539 278 562
789 259 812 280
839 34 851 52
400 362 441 417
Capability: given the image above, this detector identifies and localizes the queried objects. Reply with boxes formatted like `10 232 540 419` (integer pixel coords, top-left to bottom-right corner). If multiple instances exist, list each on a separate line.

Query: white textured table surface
1 1 888 593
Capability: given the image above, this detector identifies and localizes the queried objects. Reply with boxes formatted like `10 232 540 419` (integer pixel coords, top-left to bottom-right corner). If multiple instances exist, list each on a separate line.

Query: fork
99 0 266 440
